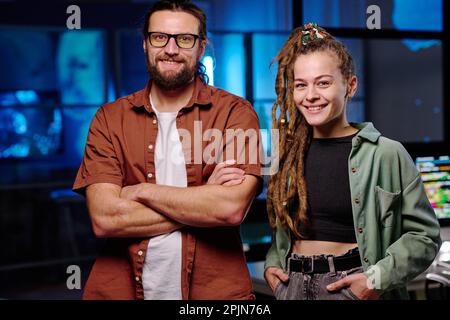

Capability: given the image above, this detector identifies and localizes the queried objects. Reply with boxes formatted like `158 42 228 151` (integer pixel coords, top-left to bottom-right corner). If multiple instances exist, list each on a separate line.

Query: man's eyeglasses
146 32 200 49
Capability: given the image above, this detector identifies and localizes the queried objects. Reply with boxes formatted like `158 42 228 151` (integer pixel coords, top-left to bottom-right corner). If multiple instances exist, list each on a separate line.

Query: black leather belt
288 253 362 274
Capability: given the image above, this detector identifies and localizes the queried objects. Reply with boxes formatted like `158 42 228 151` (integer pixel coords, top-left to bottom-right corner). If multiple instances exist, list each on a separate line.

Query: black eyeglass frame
146 32 201 49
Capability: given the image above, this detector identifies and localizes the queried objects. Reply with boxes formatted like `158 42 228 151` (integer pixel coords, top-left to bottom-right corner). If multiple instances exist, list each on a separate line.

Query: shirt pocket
374 186 401 228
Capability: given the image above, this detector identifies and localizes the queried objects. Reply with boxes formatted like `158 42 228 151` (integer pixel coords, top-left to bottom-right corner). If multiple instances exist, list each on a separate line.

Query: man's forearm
133 176 258 227
86 183 183 238
103 199 183 238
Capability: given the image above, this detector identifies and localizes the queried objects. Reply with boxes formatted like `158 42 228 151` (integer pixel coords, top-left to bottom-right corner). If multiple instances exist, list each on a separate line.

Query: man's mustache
143 50 185 64
157 56 185 63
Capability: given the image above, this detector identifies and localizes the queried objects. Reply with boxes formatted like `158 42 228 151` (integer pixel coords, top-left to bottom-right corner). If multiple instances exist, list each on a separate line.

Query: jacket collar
351 122 381 143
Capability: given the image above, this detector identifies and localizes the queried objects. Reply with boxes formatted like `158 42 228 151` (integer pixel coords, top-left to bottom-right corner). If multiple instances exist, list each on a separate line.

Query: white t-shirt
142 95 186 300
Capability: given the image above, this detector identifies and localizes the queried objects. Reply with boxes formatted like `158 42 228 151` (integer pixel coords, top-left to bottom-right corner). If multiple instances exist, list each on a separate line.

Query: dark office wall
368 39 443 143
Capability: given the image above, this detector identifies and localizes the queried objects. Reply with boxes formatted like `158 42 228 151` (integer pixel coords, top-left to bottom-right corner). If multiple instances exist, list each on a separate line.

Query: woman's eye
295 83 306 89
318 81 330 87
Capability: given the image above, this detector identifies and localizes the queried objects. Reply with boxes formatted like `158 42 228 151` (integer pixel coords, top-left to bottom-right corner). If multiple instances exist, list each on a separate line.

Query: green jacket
265 122 442 299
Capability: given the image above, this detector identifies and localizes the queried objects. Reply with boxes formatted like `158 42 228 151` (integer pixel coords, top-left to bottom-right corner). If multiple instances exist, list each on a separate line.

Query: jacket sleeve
264 230 284 271
365 145 441 293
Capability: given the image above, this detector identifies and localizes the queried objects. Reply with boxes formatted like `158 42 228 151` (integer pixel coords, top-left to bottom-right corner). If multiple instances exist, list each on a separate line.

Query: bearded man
73 0 263 300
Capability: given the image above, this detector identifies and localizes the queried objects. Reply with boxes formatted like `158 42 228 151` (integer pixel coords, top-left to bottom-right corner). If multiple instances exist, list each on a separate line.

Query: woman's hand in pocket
327 273 379 300
264 267 289 292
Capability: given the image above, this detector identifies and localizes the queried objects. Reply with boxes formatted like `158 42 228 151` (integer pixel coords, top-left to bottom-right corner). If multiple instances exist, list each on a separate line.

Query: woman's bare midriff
292 239 358 256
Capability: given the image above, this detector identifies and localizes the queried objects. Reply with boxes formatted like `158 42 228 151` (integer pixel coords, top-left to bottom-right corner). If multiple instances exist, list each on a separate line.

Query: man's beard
146 54 198 91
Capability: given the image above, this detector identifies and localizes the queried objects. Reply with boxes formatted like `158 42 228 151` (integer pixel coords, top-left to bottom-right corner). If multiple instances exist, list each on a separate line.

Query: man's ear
143 39 147 52
198 39 207 59
346 75 358 98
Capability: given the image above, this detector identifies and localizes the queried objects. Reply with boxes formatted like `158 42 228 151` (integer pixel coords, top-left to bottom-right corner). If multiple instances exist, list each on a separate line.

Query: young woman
264 23 441 300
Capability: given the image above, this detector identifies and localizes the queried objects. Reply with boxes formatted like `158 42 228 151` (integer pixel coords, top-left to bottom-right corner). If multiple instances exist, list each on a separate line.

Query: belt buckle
301 257 314 274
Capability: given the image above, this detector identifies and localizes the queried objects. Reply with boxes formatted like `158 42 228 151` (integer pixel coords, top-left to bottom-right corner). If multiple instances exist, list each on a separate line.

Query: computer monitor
416 155 450 221
0 27 106 105
0 105 63 160
0 26 106 186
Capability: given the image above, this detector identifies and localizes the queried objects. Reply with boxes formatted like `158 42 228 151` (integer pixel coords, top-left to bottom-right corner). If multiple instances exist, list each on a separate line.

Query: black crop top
298 132 358 243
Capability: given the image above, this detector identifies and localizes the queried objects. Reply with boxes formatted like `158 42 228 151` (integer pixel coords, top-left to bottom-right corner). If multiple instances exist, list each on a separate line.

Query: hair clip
301 23 327 45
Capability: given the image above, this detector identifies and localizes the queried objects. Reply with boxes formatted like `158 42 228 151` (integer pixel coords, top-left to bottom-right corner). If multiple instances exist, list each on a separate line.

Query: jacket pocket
374 186 401 227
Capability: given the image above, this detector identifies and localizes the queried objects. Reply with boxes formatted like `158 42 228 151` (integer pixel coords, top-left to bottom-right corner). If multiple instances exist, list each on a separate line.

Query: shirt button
148 144 153 151
152 119 157 125
135 276 140 282
138 250 144 256
364 257 369 263
354 198 360 204
358 227 363 233
147 172 153 179
351 167 357 173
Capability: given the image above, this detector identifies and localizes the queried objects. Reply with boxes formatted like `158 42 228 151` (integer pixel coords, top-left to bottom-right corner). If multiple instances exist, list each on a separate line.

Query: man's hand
327 272 380 300
207 160 245 186
264 267 289 292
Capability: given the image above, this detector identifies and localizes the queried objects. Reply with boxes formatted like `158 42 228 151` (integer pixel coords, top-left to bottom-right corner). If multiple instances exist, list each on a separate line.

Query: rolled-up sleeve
222 100 264 194
73 107 123 195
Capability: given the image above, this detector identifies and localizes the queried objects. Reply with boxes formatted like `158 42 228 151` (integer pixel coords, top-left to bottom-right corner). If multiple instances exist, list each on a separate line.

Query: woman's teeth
307 104 326 111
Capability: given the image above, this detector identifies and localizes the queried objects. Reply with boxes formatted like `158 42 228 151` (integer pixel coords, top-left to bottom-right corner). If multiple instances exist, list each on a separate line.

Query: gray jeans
274 251 363 300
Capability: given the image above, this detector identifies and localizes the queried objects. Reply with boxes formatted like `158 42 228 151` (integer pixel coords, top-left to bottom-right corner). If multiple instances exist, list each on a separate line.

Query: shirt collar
351 122 381 143
127 76 212 113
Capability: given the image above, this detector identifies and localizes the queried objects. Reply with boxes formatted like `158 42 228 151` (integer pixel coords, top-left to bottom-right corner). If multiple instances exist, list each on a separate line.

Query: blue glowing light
402 39 441 52
201 55 215 86
393 0 442 31
15 90 39 104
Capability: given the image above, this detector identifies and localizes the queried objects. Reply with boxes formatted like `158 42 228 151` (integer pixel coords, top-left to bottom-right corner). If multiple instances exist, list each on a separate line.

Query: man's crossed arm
121 175 259 228
86 163 258 238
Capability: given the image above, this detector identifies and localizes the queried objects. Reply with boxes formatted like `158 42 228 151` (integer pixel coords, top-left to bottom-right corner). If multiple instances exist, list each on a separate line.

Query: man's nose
164 37 179 55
